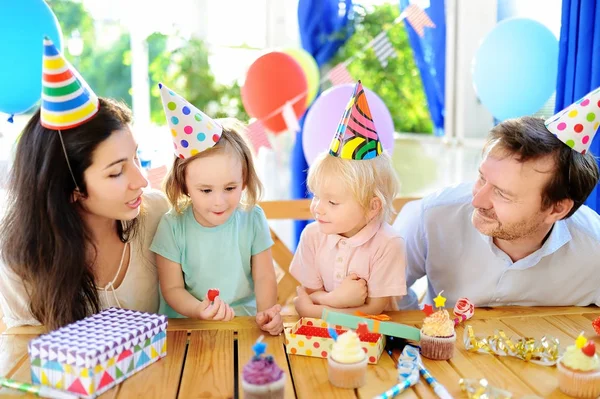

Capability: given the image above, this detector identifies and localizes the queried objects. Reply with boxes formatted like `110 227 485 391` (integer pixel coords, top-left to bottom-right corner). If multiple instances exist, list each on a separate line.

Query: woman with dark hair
0 38 170 330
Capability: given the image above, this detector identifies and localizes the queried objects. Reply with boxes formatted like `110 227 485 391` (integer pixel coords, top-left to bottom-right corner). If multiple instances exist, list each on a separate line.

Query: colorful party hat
329 80 383 160
545 86 600 154
158 83 222 159
40 37 99 130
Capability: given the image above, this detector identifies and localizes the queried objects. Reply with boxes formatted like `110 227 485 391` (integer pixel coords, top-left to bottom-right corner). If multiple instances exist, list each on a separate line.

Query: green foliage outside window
330 3 433 133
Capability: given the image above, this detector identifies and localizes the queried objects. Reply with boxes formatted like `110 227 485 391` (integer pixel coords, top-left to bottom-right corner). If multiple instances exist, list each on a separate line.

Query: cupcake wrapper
327 356 368 389
557 361 600 398
420 333 456 360
242 375 286 399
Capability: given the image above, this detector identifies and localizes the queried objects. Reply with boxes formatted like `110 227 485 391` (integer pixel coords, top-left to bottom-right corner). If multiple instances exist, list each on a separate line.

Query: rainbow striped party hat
329 81 382 160
158 83 222 159
545 86 600 154
40 37 99 130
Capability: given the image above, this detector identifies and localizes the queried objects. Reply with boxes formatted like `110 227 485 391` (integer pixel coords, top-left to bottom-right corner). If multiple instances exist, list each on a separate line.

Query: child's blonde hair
307 151 400 223
164 118 263 213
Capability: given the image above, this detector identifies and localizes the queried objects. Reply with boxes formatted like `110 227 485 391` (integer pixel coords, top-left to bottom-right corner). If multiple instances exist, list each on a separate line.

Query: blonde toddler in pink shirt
290 147 407 318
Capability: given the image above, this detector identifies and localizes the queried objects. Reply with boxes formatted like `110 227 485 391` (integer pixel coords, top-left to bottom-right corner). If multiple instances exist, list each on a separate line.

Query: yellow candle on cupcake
419 291 457 360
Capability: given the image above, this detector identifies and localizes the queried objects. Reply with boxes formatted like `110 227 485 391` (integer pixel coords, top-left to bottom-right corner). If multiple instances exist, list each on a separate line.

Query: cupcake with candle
419 291 456 360
327 324 369 389
557 334 600 398
241 336 286 399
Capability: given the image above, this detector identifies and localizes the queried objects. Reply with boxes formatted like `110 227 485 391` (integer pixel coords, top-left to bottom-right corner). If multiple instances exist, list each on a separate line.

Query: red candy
207 289 219 301
582 341 596 357
592 316 600 336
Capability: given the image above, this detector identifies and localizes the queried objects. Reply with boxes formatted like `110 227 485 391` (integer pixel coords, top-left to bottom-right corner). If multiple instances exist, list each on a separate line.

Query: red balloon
241 51 308 134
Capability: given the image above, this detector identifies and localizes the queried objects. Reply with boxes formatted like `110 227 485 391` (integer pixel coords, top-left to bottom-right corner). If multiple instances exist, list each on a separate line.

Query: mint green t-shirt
150 205 274 317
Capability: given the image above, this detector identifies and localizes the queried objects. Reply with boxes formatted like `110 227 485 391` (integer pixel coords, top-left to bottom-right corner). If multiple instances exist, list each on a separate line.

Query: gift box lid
321 309 421 341
28 308 168 368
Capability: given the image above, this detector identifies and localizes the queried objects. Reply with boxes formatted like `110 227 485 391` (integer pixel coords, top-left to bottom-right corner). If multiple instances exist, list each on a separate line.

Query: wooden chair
259 197 420 305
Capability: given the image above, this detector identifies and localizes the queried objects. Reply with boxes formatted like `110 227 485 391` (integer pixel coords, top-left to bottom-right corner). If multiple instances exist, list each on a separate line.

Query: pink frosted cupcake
557 335 600 398
327 329 368 388
242 337 285 399
420 292 456 360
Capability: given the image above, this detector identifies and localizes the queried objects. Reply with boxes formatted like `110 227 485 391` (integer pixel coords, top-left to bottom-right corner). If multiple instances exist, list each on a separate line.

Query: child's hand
196 295 235 321
329 273 368 308
293 286 316 316
256 304 283 335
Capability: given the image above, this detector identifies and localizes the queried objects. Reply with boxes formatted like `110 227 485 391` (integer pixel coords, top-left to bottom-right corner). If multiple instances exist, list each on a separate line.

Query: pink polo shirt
289 219 407 311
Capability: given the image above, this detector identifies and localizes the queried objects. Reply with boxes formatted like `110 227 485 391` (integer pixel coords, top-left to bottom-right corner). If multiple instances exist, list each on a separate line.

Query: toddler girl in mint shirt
149 84 283 335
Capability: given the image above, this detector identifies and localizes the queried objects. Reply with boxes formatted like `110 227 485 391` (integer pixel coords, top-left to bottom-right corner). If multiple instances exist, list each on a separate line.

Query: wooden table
1 307 599 398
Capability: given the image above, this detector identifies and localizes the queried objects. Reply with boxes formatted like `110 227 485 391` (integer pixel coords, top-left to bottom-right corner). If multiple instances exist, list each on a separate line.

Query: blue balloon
0 0 62 115
473 18 558 121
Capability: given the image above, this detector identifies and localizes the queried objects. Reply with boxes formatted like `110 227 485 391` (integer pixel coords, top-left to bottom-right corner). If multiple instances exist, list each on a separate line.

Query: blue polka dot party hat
329 80 382 160
545 86 600 154
40 37 100 130
158 83 222 159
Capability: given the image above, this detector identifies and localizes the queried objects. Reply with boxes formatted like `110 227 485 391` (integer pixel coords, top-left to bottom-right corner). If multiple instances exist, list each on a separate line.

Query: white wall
445 0 497 142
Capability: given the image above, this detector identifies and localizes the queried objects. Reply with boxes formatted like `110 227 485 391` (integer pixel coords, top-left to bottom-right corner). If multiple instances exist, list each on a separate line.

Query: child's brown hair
164 118 263 213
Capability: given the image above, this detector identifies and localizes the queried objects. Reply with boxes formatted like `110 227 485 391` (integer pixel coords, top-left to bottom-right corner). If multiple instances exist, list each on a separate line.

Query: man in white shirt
397 116 600 309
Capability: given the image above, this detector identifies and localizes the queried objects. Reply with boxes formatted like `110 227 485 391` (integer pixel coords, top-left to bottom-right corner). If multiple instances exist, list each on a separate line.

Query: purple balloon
302 84 395 165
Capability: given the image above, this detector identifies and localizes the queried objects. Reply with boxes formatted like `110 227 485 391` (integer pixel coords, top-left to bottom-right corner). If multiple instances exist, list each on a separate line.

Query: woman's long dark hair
0 98 139 330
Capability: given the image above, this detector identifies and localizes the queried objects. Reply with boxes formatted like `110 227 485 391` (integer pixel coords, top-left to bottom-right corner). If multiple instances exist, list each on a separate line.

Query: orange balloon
241 51 308 134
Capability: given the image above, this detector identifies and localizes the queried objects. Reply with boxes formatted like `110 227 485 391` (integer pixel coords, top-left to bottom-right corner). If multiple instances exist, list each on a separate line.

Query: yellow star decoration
433 291 447 308
575 333 587 349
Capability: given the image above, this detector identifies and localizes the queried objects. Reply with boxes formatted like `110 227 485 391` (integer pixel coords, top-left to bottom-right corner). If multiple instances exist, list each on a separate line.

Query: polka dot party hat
158 83 222 159
545 86 600 154
40 37 100 130
329 80 383 160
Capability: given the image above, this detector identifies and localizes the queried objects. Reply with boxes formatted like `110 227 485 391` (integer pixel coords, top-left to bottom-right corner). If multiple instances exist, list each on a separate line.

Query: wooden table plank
0 335 35 396
582 311 600 323
453 322 538 396
236 329 295 399
6 308 600 335
106 330 188 399
0 335 33 378
288 355 356 399
178 330 234 399
545 314 600 345
497 317 571 399
357 352 415 399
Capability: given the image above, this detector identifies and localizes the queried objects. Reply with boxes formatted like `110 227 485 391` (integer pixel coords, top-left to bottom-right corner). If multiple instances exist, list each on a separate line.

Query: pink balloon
302 84 395 165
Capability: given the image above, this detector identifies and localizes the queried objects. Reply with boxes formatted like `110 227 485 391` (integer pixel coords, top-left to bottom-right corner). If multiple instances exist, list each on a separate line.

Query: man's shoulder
566 205 600 243
421 182 474 218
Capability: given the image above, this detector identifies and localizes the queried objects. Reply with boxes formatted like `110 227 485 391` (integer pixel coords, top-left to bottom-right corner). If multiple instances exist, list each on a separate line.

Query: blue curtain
399 0 446 136
555 0 600 211
291 0 354 248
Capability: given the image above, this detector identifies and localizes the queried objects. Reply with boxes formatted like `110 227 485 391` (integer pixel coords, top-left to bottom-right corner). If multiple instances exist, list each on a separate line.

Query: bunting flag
40 37 100 130
282 101 301 132
403 4 436 37
327 63 354 86
369 31 397 68
246 120 272 153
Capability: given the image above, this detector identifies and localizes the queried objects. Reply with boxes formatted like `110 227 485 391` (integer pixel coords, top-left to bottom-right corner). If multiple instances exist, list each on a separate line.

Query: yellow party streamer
459 378 543 399
463 325 559 366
